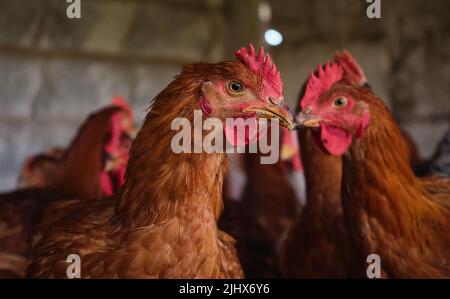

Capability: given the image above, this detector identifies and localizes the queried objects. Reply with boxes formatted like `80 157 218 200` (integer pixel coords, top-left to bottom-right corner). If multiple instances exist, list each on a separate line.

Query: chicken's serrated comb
236 44 283 98
112 96 133 119
300 62 344 109
333 50 367 87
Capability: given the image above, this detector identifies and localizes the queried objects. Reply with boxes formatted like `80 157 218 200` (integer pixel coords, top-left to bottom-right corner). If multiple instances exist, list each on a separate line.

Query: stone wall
0 0 449 190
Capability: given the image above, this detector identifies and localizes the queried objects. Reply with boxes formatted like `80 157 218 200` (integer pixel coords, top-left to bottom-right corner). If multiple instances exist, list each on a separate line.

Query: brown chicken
220 128 301 278
27 44 294 278
297 52 450 278
0 101 133 278
17 147 65 189
53 97 134 199
278 129 354 278
279 51 366 278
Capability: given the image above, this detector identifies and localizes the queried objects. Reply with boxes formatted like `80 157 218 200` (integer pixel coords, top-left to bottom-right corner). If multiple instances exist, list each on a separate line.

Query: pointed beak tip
242 105 295 130
285 119 296 130
295 112 322 128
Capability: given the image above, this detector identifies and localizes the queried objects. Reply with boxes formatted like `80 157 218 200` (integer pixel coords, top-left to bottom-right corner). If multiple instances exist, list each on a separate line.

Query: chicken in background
17 147 64 189
27 45 294 278
220 127 303 278
415 128 450 178
99 97 135 196
0 98 135 278
279 128 359 278
17 96 133 197
427 129 450 177
279 51 365 278
296 51 450 278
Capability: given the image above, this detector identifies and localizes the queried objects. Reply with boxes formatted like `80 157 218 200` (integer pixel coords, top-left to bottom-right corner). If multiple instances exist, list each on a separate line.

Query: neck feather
300 129 342 212
342 94 436 234
53 107 119 198
114 71 227 227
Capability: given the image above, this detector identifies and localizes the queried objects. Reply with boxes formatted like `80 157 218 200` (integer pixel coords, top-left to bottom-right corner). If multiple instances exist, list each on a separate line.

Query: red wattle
100 171 114 196
224 117 262 147
315 123 352 156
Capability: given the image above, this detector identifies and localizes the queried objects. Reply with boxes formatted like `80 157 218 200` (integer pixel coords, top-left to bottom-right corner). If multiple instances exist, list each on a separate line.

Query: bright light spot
264 29 283 46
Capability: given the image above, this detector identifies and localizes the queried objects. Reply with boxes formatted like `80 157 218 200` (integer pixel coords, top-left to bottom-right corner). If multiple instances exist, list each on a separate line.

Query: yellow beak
243 104 295 130
296 111 322 128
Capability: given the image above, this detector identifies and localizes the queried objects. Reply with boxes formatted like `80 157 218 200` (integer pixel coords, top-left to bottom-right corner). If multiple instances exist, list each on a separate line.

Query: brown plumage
27 45 294 278
17 147 64 189
400 129 421 170
220 131 300 278
278 129 360 278
0 188 70 278
341 90 450 278
0 105 128 278
296 51 450 278
51 106 127 199
279 51 367 278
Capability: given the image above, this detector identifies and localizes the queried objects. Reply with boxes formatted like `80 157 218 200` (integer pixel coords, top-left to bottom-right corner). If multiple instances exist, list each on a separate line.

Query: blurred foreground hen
27 45 294 278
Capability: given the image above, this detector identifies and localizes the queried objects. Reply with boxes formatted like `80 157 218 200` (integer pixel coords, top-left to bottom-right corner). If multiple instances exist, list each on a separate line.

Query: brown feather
340 86 450 278
27 62 250 278
220 131 299 278
279 129 362 278
0 106 125 278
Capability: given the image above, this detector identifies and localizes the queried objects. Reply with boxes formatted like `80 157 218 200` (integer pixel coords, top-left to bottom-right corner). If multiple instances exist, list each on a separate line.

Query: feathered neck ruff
113 64 230 227
342 89 443 233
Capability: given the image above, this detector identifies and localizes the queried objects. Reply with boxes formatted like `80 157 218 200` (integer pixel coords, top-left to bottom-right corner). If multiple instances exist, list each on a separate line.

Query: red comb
333 50 367 87
112 96 133 118
300 63 344 109
236 44 283 98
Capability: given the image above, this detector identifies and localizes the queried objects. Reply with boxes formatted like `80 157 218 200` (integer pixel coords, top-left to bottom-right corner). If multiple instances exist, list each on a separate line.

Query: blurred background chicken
0 98 134 278
415 128 450 178
17 147 64 189
220 127 304 278
426 129 450 177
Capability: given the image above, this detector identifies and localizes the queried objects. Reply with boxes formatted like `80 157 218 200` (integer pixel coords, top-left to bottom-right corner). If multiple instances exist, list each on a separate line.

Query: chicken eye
227 81 245 95
333 96 348 108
